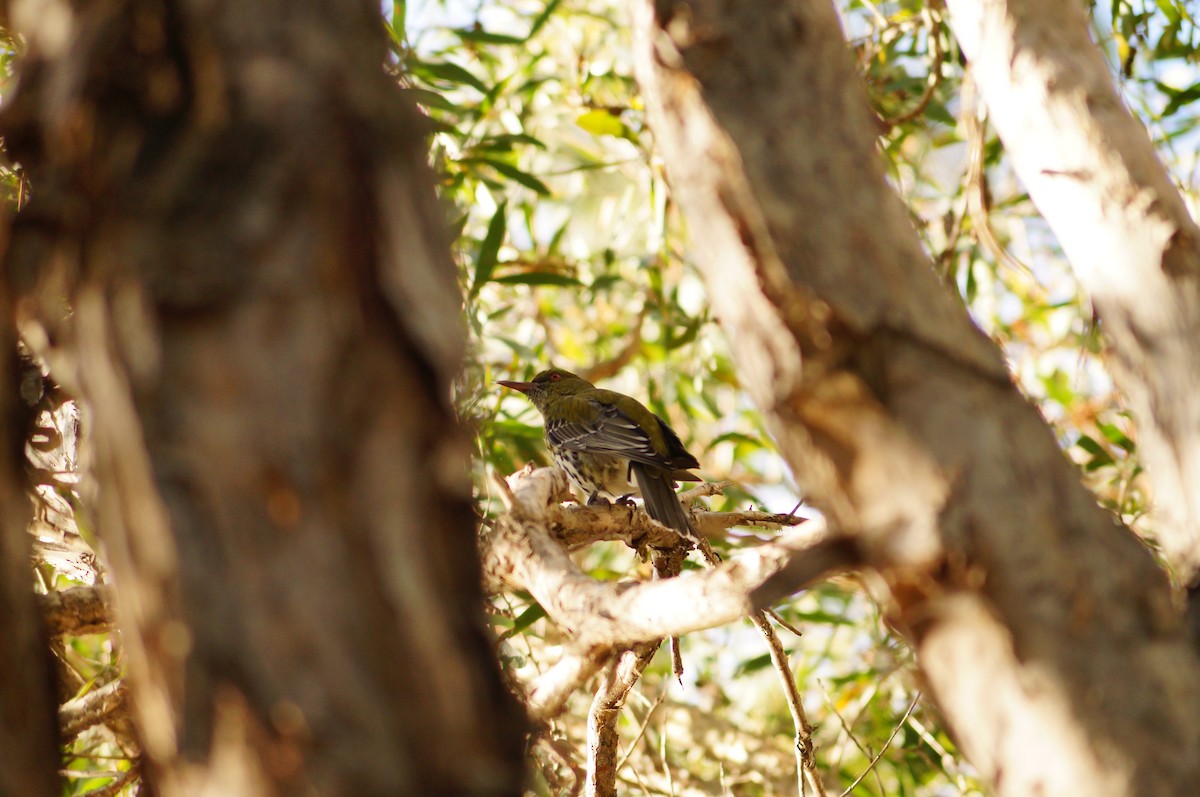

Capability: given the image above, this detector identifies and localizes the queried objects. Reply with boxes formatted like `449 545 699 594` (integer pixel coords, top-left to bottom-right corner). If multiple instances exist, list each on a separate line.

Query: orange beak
497 380 534 394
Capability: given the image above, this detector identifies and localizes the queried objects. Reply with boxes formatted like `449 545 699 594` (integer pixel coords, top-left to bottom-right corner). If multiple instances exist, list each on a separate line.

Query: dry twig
59 679 128 742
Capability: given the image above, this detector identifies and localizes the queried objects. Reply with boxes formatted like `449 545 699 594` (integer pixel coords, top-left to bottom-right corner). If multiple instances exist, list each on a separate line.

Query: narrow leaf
470 201 507 298
454 27 525 45
467 157 552 195
492 272 581 287
415 60 489 94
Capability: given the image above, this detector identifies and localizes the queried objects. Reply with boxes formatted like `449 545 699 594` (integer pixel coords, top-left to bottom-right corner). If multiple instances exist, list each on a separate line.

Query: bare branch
586 644 660 797
59 680 128 742
75 763 141 797
750 612 826 797
39 585 114 637
526 647 613 723
481 468 829 648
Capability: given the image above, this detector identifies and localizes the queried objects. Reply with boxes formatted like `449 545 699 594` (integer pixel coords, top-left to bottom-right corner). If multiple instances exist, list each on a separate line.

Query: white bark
946 0 1200 581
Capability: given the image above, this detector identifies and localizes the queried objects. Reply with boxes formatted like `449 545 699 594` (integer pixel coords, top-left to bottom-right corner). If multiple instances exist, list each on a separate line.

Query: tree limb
585 643 660 797
628 1 1200 795
945 0 1200 582
59 679 128 742
39 585 113 637
481 467 830 648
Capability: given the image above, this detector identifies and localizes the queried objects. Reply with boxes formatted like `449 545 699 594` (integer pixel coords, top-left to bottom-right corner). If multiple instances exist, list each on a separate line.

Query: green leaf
1162 80 1200 116
498 602 547 640
492 272 582 287
387 2 407 47
475 133 547 152
413 60 489 94
470 158 552 195
404 87 460 112
528 0 564 39
1098 422 1136 453
471 202 507 299
454 27 526 45
490 420 544 439
576 109 626 137
733 652 775 676
496 335 541 361
706 431 764 452
1076 434 1115 470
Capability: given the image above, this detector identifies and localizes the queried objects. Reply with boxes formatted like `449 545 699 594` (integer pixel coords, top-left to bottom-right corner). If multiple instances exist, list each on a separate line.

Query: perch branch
481 469 828 648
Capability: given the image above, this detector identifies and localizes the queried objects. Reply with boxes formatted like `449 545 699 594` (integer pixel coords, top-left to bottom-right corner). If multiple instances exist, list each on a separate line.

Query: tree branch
59 679 128 742
750 612 826 797
525 646 612 724
482 468 830 648
39 585 114 637
945 0 1200 581
628 1 1200 795
585 643 660 797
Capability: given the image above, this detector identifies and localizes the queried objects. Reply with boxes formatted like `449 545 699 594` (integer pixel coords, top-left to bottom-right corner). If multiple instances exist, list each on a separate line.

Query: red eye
549 373 561 381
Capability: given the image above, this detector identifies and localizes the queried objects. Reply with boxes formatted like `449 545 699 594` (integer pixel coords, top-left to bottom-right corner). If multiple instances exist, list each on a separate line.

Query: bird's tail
631 463 696 541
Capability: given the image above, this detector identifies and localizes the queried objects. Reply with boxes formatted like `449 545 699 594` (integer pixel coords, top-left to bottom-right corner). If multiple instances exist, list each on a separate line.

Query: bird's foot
615 493 636 507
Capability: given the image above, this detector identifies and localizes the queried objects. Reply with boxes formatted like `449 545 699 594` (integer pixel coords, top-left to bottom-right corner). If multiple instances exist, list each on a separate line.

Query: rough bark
945 0 1200 585
0 273 60 797
1 1 524 795
630 1 1200 795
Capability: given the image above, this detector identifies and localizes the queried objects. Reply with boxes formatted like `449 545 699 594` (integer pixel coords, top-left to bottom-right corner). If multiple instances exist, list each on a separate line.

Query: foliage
394 0 1200 794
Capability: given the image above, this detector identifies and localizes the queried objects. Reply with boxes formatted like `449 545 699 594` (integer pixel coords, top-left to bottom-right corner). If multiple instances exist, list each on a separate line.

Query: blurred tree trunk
1 1 525 795
630 1 1200 795
0 285 60 796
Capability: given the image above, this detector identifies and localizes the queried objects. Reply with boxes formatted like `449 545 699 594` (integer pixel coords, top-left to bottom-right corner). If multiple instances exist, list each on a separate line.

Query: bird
498 367 701 541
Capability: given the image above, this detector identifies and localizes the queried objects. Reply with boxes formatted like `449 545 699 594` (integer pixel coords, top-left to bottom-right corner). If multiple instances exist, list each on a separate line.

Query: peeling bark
630 1 1200 795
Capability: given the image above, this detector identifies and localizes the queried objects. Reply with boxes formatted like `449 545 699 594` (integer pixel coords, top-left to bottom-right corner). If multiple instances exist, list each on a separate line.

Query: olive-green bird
499 368 701 539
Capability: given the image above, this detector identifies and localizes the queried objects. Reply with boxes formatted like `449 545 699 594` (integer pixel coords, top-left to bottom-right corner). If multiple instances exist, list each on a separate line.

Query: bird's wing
546 397 677 470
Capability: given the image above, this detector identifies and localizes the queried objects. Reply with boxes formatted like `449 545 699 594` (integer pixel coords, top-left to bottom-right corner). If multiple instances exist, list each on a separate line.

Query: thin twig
766 607 804 639
907 713 972 794
820 679 883 794
74 762 140 797
837 693 921 797
616 685 668 773
961 70 1041 286
879 9 946 129
750 612 826 797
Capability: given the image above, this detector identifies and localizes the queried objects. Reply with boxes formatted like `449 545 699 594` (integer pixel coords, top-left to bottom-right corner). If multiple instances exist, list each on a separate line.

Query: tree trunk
1 1 525 794
0 286 60 797
629 1 1200 795
945 0 1200 586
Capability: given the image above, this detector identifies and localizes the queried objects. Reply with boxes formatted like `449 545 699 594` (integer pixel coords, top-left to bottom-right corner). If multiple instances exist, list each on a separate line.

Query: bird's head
498 368 594 410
